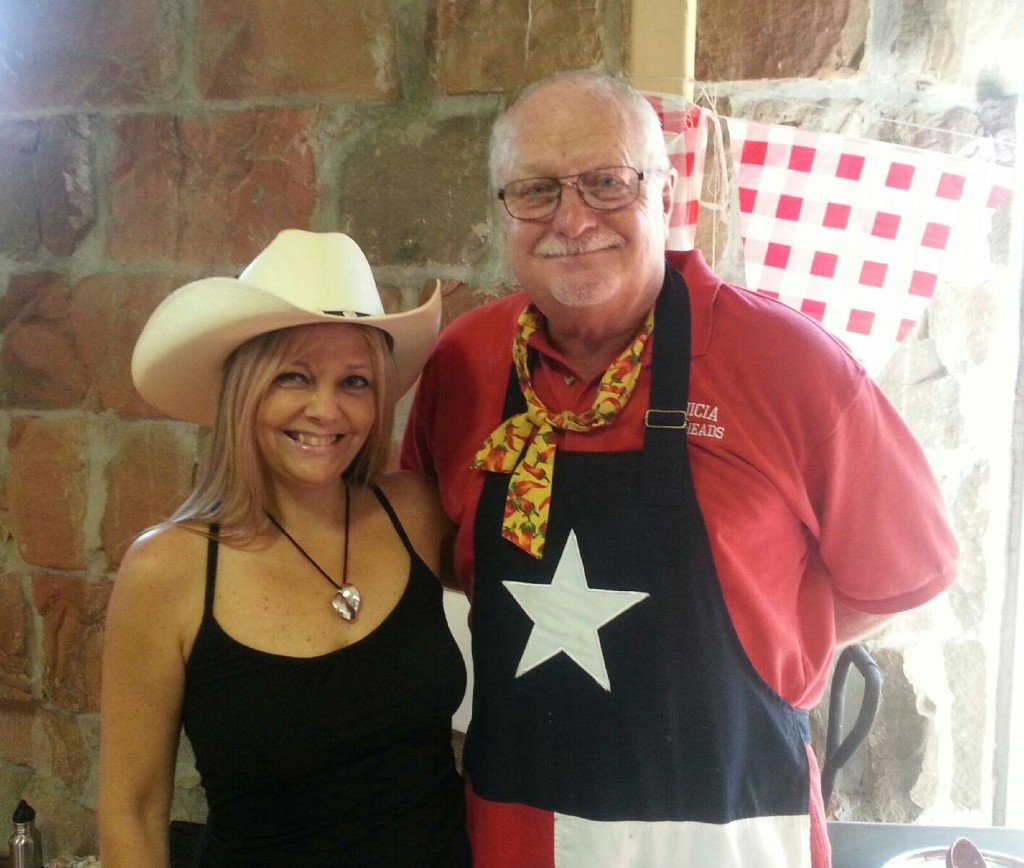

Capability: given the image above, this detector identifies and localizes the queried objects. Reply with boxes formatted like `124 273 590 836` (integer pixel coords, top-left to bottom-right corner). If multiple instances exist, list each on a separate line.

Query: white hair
488 71 672 191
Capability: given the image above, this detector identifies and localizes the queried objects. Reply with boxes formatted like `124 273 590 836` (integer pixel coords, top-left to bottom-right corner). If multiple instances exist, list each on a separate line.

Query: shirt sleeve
807 375 958 614
399 354 439 481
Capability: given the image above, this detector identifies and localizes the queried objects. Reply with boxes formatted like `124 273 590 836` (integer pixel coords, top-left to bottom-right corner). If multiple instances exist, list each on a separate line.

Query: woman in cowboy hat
98 230 470 867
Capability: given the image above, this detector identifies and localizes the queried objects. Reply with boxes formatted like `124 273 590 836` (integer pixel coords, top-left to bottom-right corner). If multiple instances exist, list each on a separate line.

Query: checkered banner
725 117 1014 373
643 93 710 251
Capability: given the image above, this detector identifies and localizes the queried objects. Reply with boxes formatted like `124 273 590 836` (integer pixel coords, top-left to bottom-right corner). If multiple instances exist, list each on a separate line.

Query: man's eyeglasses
497 165 649 221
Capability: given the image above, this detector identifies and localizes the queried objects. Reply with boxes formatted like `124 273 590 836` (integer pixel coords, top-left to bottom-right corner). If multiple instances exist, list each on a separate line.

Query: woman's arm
98 528 198 868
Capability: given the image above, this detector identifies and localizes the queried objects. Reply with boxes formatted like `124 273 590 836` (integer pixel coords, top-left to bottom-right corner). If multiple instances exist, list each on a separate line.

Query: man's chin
548 281 617 307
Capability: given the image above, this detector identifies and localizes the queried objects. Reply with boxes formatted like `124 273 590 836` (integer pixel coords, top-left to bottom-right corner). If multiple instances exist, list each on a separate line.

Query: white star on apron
502 530 649 691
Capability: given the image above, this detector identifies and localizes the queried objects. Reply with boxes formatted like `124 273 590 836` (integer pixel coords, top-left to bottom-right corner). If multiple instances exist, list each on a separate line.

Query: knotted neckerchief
473 303 654 558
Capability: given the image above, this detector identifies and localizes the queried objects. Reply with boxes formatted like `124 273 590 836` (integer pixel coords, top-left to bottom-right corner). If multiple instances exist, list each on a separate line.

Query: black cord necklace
265 482 361 622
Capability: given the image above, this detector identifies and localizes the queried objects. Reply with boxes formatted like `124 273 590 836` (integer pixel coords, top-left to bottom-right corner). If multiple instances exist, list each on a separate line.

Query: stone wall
0 0 1019 859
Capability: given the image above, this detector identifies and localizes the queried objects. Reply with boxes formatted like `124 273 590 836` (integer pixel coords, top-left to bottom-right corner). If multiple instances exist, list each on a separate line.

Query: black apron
465 266 810 831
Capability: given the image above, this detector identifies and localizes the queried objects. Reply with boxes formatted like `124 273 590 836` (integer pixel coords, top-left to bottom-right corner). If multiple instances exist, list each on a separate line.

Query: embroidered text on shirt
687 401 725 440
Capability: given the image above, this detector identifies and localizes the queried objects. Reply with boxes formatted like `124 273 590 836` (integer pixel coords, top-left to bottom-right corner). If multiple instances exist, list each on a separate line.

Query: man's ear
661 167 679 227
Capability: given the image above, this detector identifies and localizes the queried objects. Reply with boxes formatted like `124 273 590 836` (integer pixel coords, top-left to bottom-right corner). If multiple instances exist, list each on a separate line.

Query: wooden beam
628 0 697 100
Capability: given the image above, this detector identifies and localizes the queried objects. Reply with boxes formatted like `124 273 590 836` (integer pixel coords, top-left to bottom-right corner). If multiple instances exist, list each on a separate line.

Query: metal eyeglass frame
497 165 649 221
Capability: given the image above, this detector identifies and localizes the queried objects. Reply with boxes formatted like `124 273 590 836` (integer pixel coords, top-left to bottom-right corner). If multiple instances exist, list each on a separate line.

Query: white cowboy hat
131 229 441 425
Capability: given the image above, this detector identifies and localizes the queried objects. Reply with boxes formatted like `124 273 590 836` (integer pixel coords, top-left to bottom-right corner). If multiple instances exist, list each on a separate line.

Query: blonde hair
170 323 397 545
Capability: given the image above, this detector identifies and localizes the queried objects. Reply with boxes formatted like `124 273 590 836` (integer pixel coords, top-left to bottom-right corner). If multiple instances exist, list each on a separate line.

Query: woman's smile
257 323 377 496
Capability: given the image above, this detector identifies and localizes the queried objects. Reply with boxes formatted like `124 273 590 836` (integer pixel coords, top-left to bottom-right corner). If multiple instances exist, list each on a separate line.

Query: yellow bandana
473 304 654 558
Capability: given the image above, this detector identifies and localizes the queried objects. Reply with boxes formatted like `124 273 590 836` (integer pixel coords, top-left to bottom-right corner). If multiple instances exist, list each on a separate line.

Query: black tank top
181 486 470 867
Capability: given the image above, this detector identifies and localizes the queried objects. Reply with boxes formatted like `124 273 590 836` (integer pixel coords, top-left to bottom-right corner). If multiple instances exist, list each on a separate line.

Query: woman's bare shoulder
374 471 445 520
116 523 210 599
374 469 440 499
372 471 453 581
105 523 212 658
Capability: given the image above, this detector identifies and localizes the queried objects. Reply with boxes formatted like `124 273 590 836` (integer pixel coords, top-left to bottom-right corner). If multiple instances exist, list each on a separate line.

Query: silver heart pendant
332 584 361 621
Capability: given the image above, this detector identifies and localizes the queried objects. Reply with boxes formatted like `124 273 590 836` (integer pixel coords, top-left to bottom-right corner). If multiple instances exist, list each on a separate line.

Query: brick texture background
0 0 1019 858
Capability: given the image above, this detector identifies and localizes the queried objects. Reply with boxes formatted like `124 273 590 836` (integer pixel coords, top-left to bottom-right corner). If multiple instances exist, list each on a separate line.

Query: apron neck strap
641 263 692 506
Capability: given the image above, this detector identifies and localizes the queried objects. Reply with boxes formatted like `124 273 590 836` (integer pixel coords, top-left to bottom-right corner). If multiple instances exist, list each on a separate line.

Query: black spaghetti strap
370 485 417 556
204 524 220 616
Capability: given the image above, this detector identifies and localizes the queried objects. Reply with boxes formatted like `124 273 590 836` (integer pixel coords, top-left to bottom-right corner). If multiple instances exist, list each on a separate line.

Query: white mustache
533 228 625 258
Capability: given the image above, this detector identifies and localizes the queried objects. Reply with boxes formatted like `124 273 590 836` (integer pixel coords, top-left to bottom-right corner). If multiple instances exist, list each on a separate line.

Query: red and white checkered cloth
644 93 710 251
725 117 1014 373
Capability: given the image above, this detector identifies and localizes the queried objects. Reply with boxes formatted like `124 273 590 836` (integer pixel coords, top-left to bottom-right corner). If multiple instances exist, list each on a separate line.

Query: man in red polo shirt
402 71 957 868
